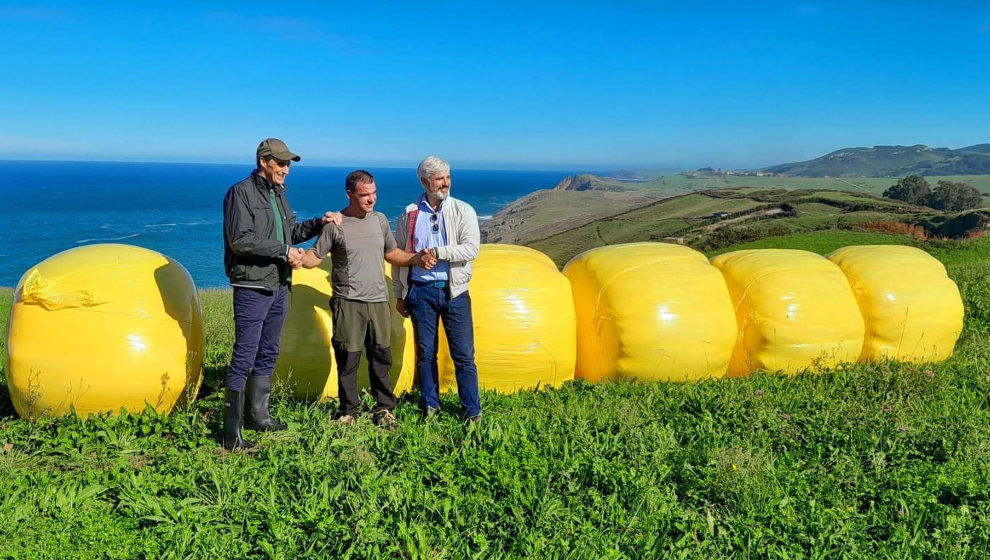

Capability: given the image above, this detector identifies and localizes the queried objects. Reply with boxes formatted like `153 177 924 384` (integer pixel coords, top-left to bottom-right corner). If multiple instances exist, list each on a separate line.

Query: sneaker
465 413 482 423
422 406 440 419
373 410 398 429
333 412 357 425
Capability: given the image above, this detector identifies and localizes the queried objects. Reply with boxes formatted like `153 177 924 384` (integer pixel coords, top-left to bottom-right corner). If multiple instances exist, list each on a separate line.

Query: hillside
480 180 669 244
483 173 990 248
524 187 974 267
763 144 990 177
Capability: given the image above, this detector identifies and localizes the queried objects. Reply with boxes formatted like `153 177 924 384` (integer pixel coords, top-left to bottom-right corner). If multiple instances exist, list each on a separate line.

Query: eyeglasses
430 213 439 232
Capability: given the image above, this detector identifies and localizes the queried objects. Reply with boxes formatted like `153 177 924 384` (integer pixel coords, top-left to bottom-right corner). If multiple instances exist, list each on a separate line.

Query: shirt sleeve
311 224 337 257
380 213 398 252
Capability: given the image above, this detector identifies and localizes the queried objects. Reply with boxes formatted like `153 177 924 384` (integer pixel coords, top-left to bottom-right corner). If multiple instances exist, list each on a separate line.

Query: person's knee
371 345 393 366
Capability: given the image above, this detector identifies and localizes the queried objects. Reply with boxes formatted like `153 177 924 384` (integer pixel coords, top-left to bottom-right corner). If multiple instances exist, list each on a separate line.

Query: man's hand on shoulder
322 211 343 225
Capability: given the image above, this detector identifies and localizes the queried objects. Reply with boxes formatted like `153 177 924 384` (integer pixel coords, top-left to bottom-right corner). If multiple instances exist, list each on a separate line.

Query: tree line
882 175 984 211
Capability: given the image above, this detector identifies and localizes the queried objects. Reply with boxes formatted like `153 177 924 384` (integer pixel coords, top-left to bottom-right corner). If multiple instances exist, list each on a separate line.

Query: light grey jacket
392 195 480 299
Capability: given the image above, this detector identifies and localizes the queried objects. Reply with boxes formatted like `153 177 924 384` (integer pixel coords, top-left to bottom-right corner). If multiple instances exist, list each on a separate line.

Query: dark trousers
227 285 289 392
330 298 396 416
406 284 482 417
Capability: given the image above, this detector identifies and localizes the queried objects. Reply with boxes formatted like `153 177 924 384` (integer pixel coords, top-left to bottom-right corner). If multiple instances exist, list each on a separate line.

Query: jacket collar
251 170 286 194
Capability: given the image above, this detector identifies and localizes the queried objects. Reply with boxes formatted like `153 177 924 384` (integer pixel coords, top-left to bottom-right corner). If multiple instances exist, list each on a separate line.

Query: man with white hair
392 156 482 422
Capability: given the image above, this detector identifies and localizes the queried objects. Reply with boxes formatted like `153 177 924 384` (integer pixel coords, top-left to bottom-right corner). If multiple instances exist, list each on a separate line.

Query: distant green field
706 230 917 256
645 173 990 198
528 188 944 267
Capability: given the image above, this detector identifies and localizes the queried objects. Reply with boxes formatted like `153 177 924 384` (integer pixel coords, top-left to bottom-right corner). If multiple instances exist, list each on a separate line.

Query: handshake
411 248 438 270
287 247 307 269
286 246 438 270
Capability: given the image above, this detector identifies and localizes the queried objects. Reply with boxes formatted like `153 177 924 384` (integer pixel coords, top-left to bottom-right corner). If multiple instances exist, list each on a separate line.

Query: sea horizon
0 160 615 288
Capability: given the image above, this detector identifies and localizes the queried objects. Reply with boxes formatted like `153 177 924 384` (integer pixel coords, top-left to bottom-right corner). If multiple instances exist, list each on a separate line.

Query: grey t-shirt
311 211 398 302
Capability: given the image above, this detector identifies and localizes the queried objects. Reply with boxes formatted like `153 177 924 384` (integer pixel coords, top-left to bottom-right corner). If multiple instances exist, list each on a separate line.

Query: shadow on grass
0 380 15 419
198 365 227 400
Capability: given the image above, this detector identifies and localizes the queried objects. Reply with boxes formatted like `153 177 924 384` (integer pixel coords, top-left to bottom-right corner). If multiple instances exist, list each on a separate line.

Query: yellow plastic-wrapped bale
5 244 203 420
711 249 865 377
827 245 962 362
274 259 415 401
563 242 737 383
435 244 576 392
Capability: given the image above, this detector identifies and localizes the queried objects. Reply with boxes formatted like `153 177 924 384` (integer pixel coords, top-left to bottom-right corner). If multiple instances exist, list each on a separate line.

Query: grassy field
652 173 990 197
484 173 990 252
528 188 941 267
2 233 990 558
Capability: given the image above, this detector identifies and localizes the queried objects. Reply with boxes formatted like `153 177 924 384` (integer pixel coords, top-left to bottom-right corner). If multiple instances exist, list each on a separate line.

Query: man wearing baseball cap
221 138 341 450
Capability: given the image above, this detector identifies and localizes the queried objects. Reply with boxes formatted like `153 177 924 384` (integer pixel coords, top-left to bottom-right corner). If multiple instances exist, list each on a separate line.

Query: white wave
76 232 141 243
478 214 493 221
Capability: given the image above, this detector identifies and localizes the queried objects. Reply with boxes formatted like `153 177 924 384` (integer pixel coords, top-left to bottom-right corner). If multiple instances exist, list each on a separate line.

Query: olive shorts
329 297 392 353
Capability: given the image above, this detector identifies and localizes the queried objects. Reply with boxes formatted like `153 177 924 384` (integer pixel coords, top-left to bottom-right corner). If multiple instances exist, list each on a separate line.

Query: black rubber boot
222 388 254 450
244 375 287 432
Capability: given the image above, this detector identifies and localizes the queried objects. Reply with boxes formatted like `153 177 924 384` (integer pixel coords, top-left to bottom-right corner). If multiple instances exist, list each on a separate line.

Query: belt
411 280 447 288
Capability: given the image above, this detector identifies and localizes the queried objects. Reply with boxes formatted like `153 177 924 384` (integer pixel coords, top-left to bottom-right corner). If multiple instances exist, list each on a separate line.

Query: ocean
0 161 584 288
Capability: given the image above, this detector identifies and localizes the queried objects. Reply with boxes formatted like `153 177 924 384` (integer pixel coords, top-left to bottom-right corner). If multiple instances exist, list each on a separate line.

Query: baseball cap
256 138 301 162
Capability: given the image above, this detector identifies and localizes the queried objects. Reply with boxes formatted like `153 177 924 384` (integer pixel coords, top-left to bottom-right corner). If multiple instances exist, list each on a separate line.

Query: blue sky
1 1 988 170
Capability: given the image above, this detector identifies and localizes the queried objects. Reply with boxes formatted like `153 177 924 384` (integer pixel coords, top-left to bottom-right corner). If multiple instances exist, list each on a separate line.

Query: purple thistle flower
756 389 765 396
782 413 791 420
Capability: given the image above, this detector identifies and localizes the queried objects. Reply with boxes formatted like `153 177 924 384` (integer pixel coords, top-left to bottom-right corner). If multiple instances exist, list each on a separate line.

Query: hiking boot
465 412 482 424
373 410 398 429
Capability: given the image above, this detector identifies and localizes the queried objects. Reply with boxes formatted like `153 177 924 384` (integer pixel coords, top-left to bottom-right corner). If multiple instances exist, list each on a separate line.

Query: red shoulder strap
406 209 419 251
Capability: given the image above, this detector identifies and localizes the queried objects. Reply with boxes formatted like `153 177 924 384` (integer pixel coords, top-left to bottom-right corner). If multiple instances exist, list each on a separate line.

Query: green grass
2 235 990 558
706 230 918 256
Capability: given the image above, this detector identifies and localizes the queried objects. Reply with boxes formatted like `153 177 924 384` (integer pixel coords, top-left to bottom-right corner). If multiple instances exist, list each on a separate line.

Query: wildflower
732 464 738 471
897 509 905 516
782 413 791 420
897 426 906 432
756 389 764 396
884 405 893 413
925 370 935 378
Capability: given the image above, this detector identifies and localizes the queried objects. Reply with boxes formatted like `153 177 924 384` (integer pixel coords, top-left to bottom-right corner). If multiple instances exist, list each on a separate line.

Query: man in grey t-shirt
298 170 435 427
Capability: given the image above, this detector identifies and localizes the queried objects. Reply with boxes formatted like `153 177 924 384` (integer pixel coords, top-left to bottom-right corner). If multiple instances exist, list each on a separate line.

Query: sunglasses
430 213 439 232
273 159 291 168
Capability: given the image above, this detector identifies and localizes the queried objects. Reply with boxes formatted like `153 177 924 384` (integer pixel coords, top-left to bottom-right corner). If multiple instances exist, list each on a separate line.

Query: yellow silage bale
5 244 203 419
710 249 865 377
827 245 962 363
274 260 415 401
436 244 576 392
563 242 737 383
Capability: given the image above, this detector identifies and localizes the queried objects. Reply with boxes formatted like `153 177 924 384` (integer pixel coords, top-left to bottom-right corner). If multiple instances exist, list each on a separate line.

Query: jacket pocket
249 204 276 239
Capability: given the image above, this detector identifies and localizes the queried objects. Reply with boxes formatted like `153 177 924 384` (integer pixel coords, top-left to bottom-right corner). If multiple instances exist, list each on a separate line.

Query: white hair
417 155 450 182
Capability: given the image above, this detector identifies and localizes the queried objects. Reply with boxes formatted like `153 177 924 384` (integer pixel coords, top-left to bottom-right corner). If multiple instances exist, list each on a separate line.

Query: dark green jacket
223 171 322 290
